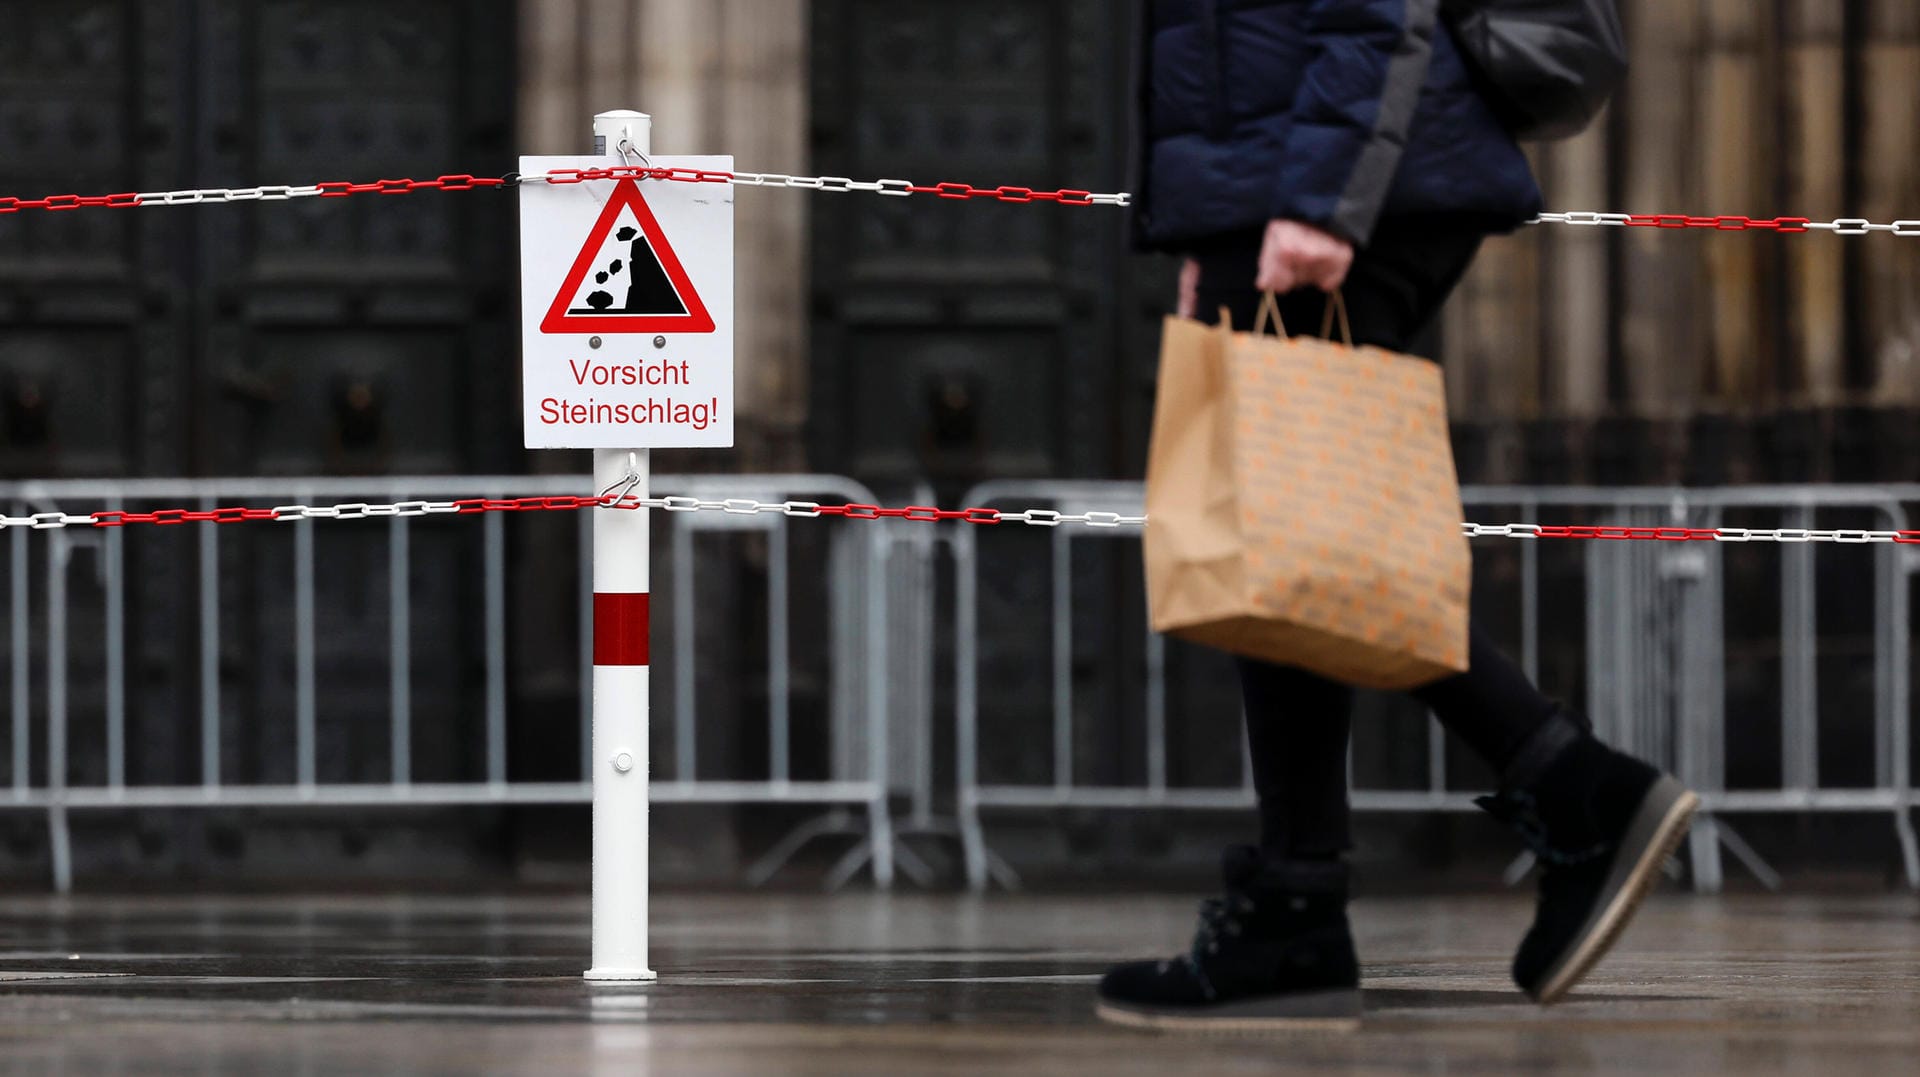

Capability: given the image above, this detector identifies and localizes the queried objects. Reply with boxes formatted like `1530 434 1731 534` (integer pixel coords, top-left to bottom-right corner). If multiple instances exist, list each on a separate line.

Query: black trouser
1191 225 1562 858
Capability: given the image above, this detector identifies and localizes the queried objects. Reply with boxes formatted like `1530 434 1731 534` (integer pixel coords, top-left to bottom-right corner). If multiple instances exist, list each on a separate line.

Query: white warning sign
519 155 733 448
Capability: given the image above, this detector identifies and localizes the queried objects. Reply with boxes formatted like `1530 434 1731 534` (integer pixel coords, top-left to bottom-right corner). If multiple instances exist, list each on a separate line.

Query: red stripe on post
593 593 650 667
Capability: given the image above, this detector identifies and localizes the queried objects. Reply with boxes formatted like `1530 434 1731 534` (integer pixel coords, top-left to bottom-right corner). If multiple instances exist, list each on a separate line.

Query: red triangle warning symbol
541 178 715 335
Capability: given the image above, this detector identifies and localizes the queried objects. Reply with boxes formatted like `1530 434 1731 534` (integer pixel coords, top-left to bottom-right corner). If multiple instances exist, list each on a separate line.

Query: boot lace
1474 789 1609 867
1175 892 1254 1000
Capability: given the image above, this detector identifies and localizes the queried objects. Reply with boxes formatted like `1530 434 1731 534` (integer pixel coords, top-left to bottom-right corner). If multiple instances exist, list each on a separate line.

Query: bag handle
1251 291 1353 345
1253 292 1288 337
1318 291 1354 346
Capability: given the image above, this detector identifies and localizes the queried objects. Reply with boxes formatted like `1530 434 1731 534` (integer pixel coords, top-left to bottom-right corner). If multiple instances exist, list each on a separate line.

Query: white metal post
584 109 656 982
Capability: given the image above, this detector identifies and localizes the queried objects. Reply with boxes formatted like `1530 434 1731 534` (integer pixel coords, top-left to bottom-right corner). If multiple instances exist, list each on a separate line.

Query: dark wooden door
0 0 518 481
808 0 1174 491
808 1 1214 813
0 1 523 876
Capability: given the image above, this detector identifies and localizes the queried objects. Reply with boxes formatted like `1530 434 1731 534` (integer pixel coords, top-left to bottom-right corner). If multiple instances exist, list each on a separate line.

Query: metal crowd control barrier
0 474 902 894
952 480 1920 894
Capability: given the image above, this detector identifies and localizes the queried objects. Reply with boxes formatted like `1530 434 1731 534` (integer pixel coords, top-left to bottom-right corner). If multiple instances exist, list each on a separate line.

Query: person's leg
1101 231 1497 1032
1239 660 1353 856
1097 240 1366 1033
1234 641 1579 874
1189 243 1362 860
1293 233 1698 1004
1412 623 1569 773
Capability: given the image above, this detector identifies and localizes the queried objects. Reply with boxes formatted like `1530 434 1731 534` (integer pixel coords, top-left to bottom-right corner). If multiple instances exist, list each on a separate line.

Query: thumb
1177 258 1200 318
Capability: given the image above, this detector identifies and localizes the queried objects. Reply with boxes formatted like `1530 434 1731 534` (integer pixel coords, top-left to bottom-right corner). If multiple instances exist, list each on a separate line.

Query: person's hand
1255 219 1354 294
1177 257 1200 319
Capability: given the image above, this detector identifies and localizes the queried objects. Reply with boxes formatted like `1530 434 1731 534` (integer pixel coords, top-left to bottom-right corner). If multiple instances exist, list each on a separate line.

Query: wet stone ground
0 889 1915 1075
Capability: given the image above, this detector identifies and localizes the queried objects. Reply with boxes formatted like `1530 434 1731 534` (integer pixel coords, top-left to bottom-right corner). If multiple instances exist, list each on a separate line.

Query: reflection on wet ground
0 890 1914 1074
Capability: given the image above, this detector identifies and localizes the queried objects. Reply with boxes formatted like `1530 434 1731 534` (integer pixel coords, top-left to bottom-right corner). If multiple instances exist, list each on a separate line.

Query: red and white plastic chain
2 497 1916 544
8 165 1920 230
1528 210 1920 235
0 165 1129 213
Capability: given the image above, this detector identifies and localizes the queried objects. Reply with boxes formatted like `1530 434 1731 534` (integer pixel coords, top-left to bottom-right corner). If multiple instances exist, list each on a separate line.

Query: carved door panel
190 0 517 788
0 1 188 479
809 0 1135 488
194 0 516 478
809 0 1198 805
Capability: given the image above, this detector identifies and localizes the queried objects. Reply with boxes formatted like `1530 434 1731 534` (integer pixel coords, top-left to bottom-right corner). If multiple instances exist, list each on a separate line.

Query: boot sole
1530 775 1699 1005
1094 989 1362 1035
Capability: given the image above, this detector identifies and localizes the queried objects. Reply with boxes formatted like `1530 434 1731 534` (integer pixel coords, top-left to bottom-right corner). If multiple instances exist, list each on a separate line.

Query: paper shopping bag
1142 293 1470 691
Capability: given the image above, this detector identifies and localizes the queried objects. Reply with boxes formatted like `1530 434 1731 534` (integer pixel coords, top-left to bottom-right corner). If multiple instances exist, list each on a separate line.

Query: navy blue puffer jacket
1134 0 1545 249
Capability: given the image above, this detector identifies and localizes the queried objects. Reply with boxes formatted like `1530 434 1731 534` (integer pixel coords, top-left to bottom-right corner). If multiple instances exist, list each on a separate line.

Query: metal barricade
951 480 1920 893
0 474 901 893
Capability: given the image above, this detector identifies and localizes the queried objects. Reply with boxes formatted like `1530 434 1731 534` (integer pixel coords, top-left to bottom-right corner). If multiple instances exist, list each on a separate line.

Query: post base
584 966 659 982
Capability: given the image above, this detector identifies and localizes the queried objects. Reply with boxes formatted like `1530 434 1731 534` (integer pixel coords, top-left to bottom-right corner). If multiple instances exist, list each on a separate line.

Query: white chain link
132 184 327 206
1458 523 1910 543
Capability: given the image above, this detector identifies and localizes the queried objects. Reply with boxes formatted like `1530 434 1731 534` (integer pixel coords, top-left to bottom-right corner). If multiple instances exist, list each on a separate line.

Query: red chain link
1621 214 1815 232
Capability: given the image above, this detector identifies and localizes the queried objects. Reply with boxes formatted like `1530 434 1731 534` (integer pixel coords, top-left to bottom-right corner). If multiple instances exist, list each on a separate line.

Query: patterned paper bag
1143 293 1470 690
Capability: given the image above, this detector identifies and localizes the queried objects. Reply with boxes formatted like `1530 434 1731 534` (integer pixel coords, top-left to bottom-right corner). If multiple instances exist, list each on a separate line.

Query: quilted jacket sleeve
1274 0 1439 245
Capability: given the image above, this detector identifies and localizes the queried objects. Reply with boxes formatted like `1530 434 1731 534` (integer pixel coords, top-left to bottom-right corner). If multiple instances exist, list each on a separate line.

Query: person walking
1096 0 1698 1033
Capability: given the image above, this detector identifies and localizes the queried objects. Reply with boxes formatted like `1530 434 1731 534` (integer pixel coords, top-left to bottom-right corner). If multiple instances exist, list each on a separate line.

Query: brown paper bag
1143 293 1470 690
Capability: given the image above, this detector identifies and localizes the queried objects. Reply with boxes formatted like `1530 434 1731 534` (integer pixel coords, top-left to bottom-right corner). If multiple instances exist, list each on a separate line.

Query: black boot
1477 715 1699 1004
1095 847 1361 1033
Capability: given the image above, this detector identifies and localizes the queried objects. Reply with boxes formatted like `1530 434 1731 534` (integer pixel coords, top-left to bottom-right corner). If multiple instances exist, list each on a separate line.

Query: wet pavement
0 888 1915 1074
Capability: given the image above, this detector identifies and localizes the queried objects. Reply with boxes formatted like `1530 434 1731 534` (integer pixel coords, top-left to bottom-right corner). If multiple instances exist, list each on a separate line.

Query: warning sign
519 155 733 448
540 178 716 335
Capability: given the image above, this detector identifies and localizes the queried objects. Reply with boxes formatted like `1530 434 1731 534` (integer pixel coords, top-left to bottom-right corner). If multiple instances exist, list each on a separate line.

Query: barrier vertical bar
864 525 895 886
909 527 939 827
578 510 593 782
295 510 316 791
12 515 27 799
48 533 71 893
1884 506 1918 887
1521 498 1540 682
105 500 125 791
585 108 656 982
1051 529 1072 793
672 518 696 781
199 499 220 788
955 526 988 890
769 518 791 786
1783 506 1817 792
484 507 507 787
390 513 411 786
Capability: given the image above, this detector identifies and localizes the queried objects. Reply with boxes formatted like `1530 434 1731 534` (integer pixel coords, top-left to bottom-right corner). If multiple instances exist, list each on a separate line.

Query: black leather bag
1443 0 1628 142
